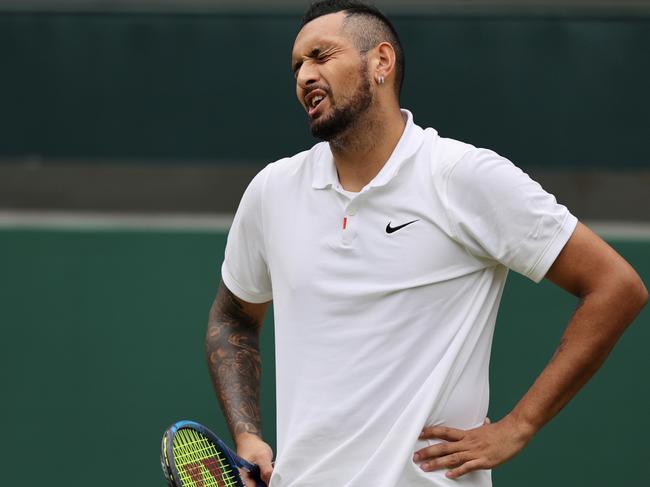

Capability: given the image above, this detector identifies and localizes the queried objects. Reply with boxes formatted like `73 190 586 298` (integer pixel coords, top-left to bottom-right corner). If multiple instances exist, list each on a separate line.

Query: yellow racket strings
172 428 240 487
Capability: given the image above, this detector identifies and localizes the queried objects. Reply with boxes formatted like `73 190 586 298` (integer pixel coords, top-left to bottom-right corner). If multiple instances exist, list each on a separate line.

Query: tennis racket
161 420 266 487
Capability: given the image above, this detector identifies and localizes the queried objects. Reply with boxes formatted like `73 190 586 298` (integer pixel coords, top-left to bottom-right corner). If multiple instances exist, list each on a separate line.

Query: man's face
291 12 373 141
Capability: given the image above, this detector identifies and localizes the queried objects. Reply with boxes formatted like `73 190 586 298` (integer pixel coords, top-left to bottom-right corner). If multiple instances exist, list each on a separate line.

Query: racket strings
173 428 240 487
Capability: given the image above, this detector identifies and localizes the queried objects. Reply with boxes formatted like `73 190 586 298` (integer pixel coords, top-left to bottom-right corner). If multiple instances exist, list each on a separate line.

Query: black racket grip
227 445 267 487
244 462 265 487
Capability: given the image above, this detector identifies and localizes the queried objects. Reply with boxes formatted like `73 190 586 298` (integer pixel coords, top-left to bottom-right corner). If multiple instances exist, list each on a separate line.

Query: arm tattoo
205 284 263 439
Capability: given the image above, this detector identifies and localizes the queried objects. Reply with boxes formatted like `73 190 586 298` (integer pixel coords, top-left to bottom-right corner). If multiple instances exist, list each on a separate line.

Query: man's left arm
415 222 648 478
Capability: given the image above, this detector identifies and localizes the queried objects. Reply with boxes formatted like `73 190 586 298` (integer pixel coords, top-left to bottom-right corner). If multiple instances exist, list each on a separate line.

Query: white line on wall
0 210 233 232
0 210 649 240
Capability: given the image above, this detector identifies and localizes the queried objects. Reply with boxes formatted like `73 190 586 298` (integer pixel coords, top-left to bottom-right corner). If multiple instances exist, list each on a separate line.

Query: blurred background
0 0 648 485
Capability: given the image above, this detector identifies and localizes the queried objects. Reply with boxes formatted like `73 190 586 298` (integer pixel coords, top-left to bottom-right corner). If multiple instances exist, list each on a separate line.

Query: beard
309 64 373 142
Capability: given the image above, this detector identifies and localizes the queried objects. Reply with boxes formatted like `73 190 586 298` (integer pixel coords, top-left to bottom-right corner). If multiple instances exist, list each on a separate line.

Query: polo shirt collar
311 109 426 190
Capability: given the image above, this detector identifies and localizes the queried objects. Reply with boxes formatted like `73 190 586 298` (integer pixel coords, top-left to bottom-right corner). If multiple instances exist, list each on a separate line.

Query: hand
413 416 534 479
236 433 274 486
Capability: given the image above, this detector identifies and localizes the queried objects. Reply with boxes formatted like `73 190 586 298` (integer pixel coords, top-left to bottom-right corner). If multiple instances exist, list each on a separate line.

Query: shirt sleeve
221 165 273 303
443 148 577 282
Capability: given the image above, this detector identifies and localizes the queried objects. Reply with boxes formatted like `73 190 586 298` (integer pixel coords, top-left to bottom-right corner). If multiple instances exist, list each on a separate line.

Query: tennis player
205 1 648 486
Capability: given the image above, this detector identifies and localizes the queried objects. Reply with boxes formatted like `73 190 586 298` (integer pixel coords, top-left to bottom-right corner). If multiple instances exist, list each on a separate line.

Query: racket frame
161 419 265 487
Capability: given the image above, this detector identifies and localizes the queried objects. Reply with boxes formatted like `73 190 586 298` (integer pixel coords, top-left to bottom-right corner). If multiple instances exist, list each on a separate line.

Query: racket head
161 420 247 487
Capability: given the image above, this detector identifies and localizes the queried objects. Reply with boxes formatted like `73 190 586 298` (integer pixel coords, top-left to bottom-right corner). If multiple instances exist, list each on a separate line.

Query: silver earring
378 76 385 85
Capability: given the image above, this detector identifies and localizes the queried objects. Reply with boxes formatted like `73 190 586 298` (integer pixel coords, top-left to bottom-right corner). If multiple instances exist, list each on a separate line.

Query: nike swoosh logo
386 219 419 234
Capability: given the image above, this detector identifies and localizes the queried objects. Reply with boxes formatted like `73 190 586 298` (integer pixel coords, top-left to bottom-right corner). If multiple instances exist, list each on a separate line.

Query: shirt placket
334 186 364 247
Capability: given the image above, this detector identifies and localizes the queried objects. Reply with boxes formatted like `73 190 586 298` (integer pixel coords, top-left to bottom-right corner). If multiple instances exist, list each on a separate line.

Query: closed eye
292 45 337 77
316 54 331 66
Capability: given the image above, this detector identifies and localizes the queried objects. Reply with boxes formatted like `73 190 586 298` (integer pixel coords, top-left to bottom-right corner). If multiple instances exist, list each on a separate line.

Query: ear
370 41 396 86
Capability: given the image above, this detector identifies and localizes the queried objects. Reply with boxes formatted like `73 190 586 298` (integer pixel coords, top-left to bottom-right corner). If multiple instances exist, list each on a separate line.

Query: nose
296 61 319 90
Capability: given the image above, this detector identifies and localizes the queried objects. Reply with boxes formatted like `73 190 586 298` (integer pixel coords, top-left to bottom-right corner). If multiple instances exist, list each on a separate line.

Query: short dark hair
301 0 405 97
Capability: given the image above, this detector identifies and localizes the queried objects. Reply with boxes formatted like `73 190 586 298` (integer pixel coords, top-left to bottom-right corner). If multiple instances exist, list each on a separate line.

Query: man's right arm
205 280 273 484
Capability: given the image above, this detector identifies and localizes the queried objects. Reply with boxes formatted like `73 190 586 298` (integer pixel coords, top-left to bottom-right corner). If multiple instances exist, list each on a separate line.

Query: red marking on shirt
343 217 347 230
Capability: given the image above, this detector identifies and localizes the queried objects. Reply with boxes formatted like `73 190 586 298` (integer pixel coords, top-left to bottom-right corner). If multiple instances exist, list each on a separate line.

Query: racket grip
226 444 268 487
240 459 267 486
249 464 266 487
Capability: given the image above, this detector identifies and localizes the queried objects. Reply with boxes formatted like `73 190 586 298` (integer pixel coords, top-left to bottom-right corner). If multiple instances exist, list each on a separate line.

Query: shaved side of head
301 0 405 97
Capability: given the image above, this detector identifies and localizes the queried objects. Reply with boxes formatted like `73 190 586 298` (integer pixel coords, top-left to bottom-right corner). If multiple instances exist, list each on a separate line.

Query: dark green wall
0 228 648 486
1 12 649 167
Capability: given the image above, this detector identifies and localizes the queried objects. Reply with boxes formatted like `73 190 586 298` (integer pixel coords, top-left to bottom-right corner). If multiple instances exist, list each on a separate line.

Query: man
205 1 648 486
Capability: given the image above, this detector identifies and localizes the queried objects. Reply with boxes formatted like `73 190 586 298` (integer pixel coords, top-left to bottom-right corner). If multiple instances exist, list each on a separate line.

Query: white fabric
222 110 577 487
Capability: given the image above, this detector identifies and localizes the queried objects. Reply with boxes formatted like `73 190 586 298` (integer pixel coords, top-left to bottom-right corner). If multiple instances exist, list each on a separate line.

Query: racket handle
242 460 267 486
247 463 266 487
239 460 266 487
224 443 268 487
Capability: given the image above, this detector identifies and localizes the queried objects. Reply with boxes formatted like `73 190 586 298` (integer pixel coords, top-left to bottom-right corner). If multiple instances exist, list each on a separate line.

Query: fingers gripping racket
161 420 266 487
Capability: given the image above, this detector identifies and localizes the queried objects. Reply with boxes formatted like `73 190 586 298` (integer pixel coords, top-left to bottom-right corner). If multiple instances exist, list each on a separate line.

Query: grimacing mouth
309 95 324 108
304 89 328 111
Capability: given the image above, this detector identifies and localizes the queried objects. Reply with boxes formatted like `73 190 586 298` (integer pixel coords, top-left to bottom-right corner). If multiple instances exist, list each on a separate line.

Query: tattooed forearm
206 283 264 440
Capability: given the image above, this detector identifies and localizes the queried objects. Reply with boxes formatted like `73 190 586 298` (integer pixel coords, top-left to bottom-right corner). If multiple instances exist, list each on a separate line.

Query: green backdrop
1 11 649 168
0 228 647 486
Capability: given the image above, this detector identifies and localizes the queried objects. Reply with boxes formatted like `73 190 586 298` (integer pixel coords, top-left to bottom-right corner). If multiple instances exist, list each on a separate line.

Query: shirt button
348 207 357 216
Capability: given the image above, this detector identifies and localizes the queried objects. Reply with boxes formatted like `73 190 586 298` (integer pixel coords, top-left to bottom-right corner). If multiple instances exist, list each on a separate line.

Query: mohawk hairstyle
301 0 405 97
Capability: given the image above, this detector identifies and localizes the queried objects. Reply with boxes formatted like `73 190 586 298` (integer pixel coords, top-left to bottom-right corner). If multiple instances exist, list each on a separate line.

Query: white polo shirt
222 110 577 487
